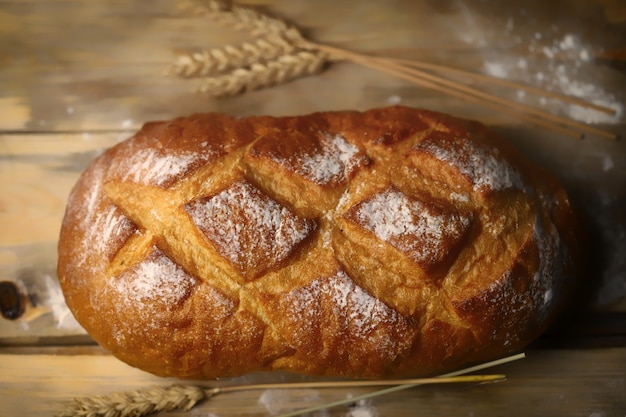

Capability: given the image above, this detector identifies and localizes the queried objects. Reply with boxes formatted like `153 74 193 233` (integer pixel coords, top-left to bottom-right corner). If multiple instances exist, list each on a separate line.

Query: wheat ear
56 385 209 417
57 354 524 417
57 375 506 417
183 0 303 42
173 1 617 139
170 35 296 78
196 50 327 96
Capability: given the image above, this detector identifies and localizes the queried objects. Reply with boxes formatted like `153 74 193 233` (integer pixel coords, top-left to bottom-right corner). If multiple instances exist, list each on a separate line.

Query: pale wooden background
0 0 625 416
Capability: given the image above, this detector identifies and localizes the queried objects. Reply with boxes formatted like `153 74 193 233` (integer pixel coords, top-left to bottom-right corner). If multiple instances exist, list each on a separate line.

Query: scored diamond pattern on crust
410 130 524 194
344 187 472 273
115 248 197 306
185 180 317 280
249 132 369 187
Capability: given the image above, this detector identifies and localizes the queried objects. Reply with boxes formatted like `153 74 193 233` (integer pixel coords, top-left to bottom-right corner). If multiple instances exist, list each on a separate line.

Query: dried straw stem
170 35 296 78
386 57 616 116
275 353 525 417
195 50 327 96
215 373 505 394
308 41 617 140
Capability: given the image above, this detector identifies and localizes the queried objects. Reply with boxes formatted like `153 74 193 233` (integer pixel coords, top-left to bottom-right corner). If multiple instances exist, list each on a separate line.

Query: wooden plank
0 348 624 416
1 0 625 132
0 132 119 248
0 0 625 363
1 110 626 340
0 2 624 416
0 132 123 342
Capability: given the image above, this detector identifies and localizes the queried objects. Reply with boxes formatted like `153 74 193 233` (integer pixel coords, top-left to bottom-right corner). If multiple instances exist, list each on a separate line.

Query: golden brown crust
57 106 580 379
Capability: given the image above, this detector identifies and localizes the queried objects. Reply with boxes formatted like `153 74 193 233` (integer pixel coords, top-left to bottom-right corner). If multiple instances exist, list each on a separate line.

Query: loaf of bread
57 106 580 379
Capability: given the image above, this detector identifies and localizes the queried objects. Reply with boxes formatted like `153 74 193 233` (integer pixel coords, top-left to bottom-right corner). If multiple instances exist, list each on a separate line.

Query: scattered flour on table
481 32 623 125
345 398 379 417
592 214 626 306
386 94 403 105
258 389 379 416
258 389 324 416
43 274 83 331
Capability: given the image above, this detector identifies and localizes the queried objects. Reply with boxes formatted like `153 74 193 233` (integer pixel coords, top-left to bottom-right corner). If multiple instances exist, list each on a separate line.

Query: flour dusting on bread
413 131 524 193
128 149 201 187
57 106 580 379
116 249 196 306
186 180 316 277
298 134 362 185
346 187 472 267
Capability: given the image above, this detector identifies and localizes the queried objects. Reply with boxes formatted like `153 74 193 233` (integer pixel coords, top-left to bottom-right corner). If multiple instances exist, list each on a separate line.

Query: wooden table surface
1 0 625 416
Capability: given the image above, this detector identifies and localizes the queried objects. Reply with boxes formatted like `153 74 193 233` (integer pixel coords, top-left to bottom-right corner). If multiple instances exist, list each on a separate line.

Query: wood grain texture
1 0 624 130
0 348 625 416
0 1 625 415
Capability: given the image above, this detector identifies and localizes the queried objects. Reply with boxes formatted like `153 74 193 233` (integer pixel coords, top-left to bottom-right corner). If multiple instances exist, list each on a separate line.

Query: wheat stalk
275 353 525 417
57 354 525 416
56 373 510 417
195 50 327 96
182 0 303 42
170 35 296 78
308 42 618 140
56 385 209 417
171 1 618 140
174 0 324 96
